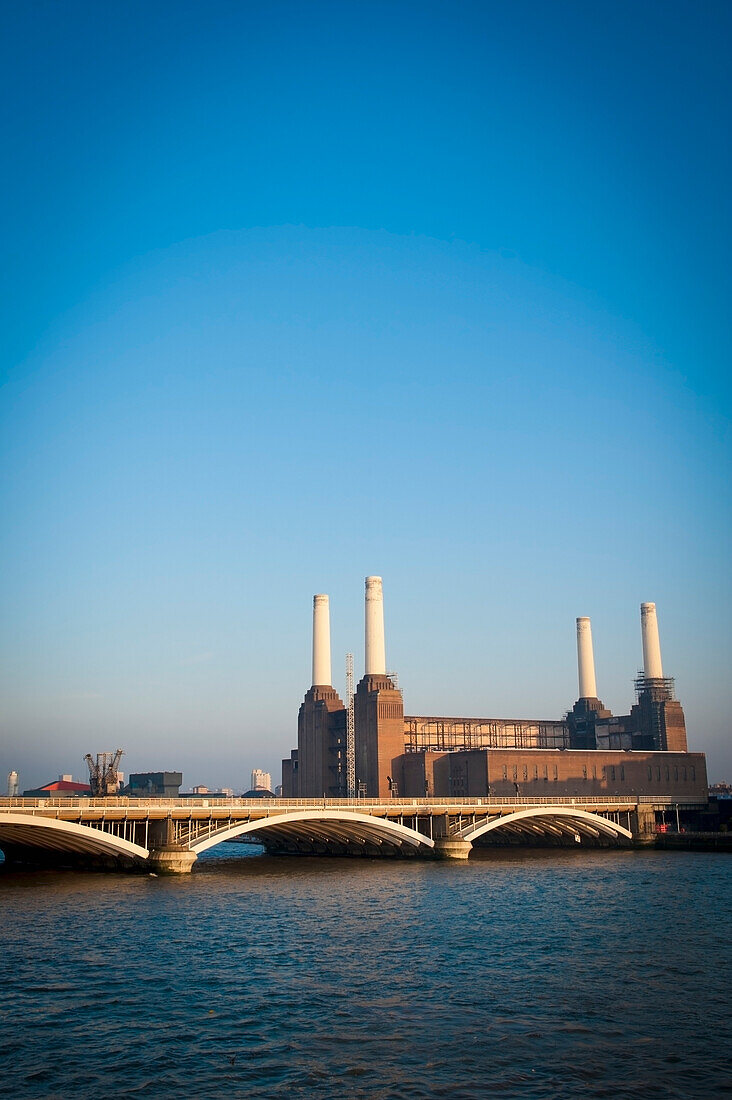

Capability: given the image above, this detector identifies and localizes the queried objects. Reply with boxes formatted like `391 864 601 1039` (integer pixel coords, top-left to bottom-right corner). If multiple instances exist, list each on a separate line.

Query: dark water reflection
1 846 730 1098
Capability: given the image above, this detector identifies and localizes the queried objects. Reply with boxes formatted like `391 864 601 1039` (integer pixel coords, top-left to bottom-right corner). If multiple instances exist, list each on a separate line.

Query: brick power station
281 580 706 803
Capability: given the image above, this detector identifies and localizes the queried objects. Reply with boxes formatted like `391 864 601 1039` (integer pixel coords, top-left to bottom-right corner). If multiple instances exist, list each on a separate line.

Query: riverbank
653 831 732 851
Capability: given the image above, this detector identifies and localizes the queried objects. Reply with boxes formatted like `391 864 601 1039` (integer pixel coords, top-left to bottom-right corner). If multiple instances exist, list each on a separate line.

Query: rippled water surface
1 846 731 1099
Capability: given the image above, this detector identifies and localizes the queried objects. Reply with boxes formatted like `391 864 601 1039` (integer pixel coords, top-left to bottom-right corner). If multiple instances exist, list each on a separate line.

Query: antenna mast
346 652 355 798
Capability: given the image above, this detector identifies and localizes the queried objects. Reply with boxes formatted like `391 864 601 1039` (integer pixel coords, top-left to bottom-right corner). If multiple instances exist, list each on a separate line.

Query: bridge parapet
0 794 707 811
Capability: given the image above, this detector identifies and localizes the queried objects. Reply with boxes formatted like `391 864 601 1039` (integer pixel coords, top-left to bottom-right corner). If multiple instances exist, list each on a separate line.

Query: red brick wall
398 748 707 800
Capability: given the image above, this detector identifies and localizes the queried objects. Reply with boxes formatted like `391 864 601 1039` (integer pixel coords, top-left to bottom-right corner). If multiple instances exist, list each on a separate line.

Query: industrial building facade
281 581 706 803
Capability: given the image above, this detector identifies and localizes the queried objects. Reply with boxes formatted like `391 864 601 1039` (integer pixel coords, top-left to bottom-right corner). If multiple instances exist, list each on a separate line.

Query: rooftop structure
22 777 92 797
124 772 182 798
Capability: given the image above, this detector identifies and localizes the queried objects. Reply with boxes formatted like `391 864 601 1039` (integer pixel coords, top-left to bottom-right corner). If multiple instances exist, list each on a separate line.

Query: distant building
22 775 91 797
124 772 182 797
707 783 732 831
251 768 272 792
7 771 19 797
184 785 234 798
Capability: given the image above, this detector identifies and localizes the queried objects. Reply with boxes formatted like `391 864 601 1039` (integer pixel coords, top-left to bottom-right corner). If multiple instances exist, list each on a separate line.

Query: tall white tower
312 594 332 686
365 576 386 676
640 602 664 679
576 617 598 699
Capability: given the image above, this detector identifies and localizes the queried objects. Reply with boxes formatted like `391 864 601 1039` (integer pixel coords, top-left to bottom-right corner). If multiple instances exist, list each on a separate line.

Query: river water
1 846 730 1099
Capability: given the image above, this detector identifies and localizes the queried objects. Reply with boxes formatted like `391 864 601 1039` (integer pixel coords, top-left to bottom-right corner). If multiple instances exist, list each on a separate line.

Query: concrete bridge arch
0 812 149 866
460 807 633 846
190 809 436 857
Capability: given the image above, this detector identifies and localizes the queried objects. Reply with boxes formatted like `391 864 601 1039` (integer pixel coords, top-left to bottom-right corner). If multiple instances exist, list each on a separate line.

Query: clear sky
1 0 730 788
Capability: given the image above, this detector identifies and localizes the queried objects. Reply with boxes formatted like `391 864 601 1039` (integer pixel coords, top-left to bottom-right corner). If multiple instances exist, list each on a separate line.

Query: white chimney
365 576 386 676
576 617 598 699
312 594 332 686
641 602 663 679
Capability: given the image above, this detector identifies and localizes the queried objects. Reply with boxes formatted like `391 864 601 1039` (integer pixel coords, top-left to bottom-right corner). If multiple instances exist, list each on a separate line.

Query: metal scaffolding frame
403 716 570 753
346 653 355 798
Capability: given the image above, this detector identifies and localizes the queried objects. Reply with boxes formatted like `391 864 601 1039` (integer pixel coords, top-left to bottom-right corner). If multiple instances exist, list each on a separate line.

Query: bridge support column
433 837 472 860
147 847 197 874
146 816 197 872
630 805 657 847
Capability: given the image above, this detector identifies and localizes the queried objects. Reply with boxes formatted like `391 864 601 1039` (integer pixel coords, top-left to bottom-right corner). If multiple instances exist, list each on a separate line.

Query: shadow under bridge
456 806 634 846
186 809 436 857
0 812 149 866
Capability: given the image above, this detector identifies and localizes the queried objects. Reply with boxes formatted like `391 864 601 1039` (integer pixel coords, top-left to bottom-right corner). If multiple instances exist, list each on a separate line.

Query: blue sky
1 0 730 787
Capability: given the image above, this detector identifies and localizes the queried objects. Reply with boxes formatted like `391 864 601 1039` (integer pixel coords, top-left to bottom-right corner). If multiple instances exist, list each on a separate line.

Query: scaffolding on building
346 652 355 798
634 673 676 701
403 716 570 753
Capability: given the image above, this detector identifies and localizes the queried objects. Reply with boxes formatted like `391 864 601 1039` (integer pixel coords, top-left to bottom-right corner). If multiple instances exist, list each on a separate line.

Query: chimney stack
576 617 598 699
365 576 386 676
312 594 332 686
640 602 663 679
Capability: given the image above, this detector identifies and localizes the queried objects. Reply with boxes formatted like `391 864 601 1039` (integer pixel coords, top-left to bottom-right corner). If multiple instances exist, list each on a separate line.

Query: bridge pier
147 847 197 873
433 837 472 860
146 815 197 873
630 805 657 847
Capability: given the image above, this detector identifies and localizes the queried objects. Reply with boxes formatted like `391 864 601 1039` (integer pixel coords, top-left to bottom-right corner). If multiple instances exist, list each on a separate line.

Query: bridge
0 793 701 872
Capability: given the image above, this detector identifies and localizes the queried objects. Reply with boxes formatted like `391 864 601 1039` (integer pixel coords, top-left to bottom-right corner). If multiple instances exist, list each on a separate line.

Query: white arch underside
0 814 149 860
463 807 632 843
190 810 435 854
0 808 630 861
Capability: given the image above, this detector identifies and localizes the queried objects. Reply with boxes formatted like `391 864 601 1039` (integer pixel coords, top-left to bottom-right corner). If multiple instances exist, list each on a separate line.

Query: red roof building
22 777 91 797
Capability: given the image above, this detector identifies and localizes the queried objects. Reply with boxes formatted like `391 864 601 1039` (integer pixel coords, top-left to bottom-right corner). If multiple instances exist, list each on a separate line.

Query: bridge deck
0 794 705 817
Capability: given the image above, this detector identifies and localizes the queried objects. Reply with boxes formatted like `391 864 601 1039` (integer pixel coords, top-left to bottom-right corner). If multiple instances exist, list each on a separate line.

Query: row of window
502 764 559 781
377 704 402 718
647 764 694 782
496 762 696 785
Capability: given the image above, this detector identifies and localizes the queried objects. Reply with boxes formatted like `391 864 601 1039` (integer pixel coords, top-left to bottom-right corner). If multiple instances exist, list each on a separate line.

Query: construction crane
84 750 124 796
346 653 355 798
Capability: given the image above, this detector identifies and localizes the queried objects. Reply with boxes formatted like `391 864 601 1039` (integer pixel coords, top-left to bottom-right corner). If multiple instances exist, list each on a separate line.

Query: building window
691 767 696 781
543 765 548 779
512 766 517 781
553 766 558 780
611 766 616 781
523 766 528 781
592 766 597 779
656 766 661 780
683 767 687 781
582 766 587 780
665 767 670 782
502 765 507 780
674 767 678 781
620 766 625 781
648 766 653 780
534 765 538 780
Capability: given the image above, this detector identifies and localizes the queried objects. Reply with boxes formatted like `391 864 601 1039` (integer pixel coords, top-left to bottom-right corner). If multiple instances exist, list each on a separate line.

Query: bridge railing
0 794 708 810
